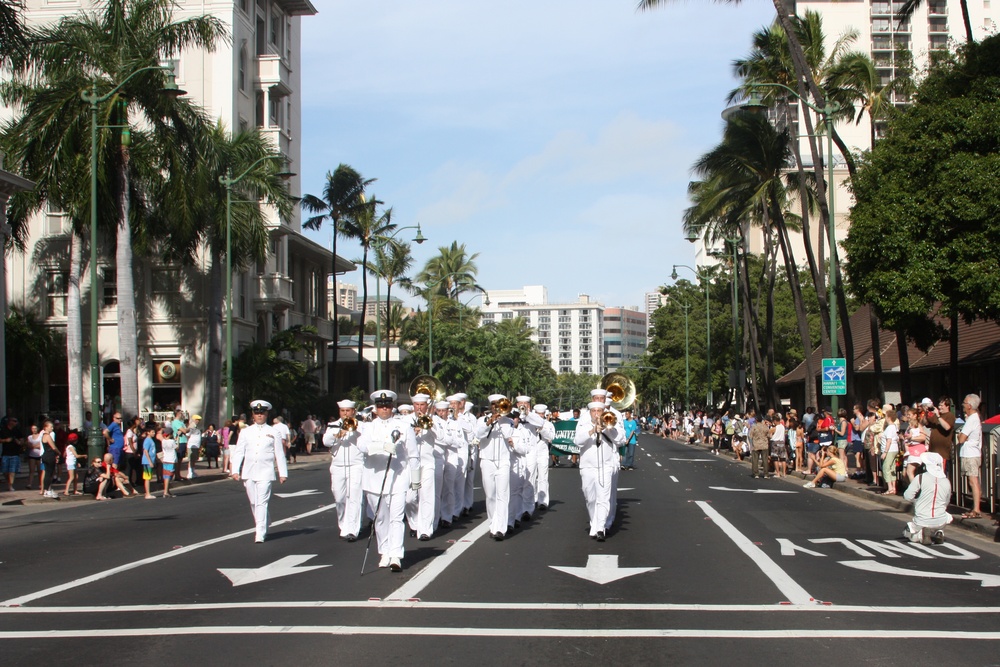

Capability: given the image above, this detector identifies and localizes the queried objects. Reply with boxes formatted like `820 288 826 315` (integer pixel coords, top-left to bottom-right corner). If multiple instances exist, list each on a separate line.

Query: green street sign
821 357 847 396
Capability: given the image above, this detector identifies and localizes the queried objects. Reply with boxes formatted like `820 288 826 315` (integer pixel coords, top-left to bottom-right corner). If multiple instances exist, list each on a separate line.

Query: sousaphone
599 372 636 410
408 374 446 402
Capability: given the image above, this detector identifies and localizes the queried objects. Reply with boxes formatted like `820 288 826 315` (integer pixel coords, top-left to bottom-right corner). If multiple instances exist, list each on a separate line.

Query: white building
482 287 604 375
4 0 353 422
644 291 666 338
603 307 648 370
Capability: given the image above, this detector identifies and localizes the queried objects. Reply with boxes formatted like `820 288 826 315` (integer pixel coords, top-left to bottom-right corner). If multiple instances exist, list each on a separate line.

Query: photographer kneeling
902 452 952 545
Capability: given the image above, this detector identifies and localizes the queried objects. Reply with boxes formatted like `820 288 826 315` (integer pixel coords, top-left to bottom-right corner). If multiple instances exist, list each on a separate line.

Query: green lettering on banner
550 420 580 455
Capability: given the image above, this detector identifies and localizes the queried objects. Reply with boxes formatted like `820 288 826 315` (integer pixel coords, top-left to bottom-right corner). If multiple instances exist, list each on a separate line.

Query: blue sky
299 1 777 310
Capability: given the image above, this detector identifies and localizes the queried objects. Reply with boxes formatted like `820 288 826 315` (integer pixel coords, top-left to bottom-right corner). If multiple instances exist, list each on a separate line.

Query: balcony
255 273 294 311
257 54 292 96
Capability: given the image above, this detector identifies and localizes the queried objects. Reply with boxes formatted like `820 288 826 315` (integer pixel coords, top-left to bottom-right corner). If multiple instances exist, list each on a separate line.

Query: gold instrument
601 412 618 429
340 416 358 433
599 372 636 410
415 414 434 430
488 397 512 423
409 375 446 402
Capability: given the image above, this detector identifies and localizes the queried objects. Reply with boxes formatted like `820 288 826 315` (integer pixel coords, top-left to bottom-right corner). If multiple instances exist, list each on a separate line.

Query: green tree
3 306 62 419
844 35 1000 398
230 325 320 415
414 241 484 299
363 238 413 368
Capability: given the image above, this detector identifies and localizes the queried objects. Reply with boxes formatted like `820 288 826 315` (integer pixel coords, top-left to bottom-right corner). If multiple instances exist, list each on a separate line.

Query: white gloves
383 439 396 454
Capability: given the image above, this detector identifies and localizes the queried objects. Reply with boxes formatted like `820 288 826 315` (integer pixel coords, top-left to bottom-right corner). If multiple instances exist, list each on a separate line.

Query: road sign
821 357 847 396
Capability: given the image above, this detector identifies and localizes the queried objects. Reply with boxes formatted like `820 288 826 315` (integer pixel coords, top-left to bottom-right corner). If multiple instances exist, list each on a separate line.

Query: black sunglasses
251 408 268 414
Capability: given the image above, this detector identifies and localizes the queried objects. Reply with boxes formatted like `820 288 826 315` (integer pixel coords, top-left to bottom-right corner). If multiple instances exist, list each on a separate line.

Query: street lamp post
744 84 839 416
219 155 295 420
82 65 183 460
672 264 712 409
369 225 425 388
680 301 691 412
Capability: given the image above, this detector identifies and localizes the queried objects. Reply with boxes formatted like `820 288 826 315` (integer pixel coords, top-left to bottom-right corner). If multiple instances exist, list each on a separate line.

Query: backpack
725 421 735 436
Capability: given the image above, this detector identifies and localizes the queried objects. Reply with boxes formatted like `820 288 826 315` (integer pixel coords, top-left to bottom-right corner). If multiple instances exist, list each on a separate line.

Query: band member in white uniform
475 394 515 540
460 396 478 515
507 409 535 529
434 400 459 528
357 390 419 572
325 399 364 541
594 389 624 532
530 404 556 510
446 393 472 521
406 394 440 541
230 399 288 543
574 400 624 542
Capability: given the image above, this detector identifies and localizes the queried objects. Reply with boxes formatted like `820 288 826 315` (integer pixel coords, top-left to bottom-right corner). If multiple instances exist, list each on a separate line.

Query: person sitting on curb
803 445 847 488
902 452 952 544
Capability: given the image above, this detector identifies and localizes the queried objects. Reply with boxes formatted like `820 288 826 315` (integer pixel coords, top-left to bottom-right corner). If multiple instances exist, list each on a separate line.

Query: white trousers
480 458 510 535
440 448 461 522
367 491 406 558
330 464 363 537
406 463 438 537
606 465 620 530
580 467 612 536
463 447 478 511
244 479 273 540
534 443 550 506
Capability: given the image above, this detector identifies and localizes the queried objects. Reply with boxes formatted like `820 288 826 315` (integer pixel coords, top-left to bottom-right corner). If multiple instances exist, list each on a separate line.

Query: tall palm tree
896 0 973 44
301 164 373 390
366 239 413 368
415 241 484 299
6 0 226 418
339 197 395 388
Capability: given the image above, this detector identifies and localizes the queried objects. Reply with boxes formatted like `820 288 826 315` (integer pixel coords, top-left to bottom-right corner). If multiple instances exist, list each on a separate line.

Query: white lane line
4 601 1000 614
655 462 662 467
3 627 1000 640
1 503 338 607
386 519 492 600
695 501 815 605
669 476 679 483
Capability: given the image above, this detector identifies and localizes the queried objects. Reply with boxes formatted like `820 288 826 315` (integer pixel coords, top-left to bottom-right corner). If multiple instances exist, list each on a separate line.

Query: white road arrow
219 555 331 587
709 486 797 495
274 489 322 498
550 555 659 585
668 458 715 462
617 488 635 492
839 560 1000 587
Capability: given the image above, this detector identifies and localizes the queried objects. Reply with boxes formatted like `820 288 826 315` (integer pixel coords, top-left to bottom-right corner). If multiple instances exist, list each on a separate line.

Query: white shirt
356 416 419 494
230 423 288 482
325 420 365 467
475 416 515 464
881 423 899 453
573 418 624 468
272 422 291 446
161 438 178 464
771 424 786 443
960 412 982 458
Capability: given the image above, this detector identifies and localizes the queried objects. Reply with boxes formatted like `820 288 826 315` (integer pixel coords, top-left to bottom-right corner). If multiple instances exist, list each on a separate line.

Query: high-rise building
3 0 352 420
603 307 648 370
482 287 604 375
645 291 666 339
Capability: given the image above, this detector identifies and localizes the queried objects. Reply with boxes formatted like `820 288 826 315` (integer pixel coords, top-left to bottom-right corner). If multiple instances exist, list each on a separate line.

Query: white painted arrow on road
709 486 798 495
550 555 659 585
219 555 331 587
274 489 322 498
839 560 1000 587
669 458 715 462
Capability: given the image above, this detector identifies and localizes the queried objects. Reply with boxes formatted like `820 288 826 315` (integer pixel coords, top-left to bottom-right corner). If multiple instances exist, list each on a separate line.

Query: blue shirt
142 436 156 466
106 421 125 449
623 418 639 444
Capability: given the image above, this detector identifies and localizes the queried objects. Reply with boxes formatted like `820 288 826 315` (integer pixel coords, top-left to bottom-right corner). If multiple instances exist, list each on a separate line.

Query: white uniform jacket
574 419 624 469
475 416 515 464
357 417 419 495
231 423 289 481
325 420 365 468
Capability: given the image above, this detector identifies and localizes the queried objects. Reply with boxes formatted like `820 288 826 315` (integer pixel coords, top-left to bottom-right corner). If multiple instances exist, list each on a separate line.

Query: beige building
3 0 353 422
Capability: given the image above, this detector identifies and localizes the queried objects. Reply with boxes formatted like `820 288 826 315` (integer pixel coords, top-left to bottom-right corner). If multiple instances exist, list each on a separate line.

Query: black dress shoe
440 520 451 529
493 532 504 541
538 503 548 511
521 512 531 522
460 508 469 517
346 534 357 542
514 520 521 529
418 534 430 541
596 531 606 542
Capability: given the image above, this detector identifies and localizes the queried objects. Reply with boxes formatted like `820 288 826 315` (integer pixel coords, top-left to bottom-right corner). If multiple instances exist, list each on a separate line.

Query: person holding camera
902 452 952 544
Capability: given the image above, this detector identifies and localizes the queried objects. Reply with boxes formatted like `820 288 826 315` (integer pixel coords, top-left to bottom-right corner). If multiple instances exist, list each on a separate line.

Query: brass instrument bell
409 374 446 401
599 372 636 410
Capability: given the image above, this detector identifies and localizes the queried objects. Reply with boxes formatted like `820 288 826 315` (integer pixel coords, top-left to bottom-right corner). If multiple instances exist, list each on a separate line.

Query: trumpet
415 414 434 430
489 397 512 423
601 412 618 429
340 416 358 434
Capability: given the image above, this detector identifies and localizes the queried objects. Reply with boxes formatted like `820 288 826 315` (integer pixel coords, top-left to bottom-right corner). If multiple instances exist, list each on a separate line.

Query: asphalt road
2 434 1000 666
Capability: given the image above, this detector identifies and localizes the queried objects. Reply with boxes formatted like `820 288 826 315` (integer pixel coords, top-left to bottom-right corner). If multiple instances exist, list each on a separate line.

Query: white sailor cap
250 399 272 411
515 395 531 403
337 399 356 409
488 393 506 403
533 404 547 414
587 401 606 410
590 389 609 398
464 401 474 413
446 394 460 402
370 390 397 404
435 400 450 410
398 404 414 413
454 392 468 401
411 393 431 404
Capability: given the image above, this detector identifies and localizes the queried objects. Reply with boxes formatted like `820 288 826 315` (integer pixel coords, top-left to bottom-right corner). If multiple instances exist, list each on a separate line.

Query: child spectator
96 452 133 500
160 426 178 498
141 423 157 499
186 415 202 479
903 407 929 482
63 434 81 495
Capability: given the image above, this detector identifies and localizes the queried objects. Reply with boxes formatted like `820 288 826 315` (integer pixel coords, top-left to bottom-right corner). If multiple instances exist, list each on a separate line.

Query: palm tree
896 0 973 44
301 164 373 390
6 0 226 418
339 197 395 388
366 239 413 368
415 241 484 299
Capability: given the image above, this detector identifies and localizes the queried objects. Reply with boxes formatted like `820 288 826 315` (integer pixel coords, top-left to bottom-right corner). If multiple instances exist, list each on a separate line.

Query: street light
82 65 184 460
219 155 295 420
743 84 840 416
672 264 712 408
679 301 691 412
369 224 426 388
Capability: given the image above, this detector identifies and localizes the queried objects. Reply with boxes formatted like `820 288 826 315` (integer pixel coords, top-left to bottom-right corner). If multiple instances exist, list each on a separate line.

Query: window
239 45 248 92
256 16 266 55
240 0 249 12
44 203 67 236
102 267 117 307
46 270 68 318
255 92 264 127
269 95 281 126
151 268 183 313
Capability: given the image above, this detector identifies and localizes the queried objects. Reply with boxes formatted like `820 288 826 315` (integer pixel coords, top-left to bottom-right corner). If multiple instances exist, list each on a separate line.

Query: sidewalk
670 436 1000 542
1 453 325 507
